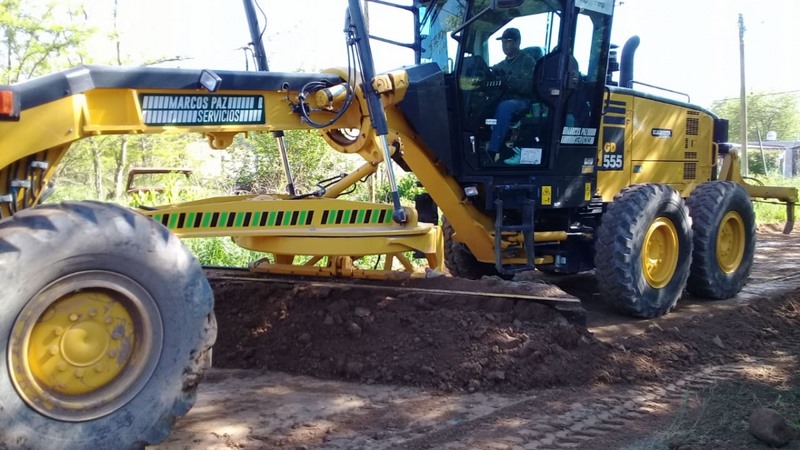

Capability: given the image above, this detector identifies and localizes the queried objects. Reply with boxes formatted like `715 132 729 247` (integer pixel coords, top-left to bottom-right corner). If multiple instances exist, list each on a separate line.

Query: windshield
418 0 562 74
437 0 613 169
418 0 467 73
461 1 562 67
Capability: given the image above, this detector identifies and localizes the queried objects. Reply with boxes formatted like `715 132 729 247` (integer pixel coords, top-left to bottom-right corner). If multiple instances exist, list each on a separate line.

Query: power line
714 89 800 103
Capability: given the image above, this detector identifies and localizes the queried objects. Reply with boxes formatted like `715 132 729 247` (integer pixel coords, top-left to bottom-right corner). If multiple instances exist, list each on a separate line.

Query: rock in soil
748 407 797 447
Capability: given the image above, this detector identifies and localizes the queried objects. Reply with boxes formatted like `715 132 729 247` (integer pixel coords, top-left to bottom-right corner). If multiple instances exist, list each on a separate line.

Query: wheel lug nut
53 327 63 336
105 317 113 325
74 369 84 378
57 362 67 371
49 345 58 356
69 313 79 322
89 308 97 317
108 349 118 358
95 364 105 373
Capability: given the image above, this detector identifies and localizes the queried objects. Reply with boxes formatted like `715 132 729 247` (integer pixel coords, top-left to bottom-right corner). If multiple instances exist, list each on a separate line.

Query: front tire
594 184 693 318
442 217 499 279
685 181 755 299
0 201 216 450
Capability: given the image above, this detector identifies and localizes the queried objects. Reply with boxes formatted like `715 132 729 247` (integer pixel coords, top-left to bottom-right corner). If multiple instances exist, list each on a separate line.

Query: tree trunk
112 136 128 201
91 141 104 199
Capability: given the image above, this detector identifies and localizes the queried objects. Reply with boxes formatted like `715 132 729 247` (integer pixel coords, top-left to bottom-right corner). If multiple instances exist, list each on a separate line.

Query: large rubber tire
594 184 693 318
0 201 216 450
442 217 499 279
685 181 756 299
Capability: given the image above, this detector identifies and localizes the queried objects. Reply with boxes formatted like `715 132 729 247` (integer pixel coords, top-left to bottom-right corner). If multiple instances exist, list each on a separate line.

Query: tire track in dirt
391 343 800 450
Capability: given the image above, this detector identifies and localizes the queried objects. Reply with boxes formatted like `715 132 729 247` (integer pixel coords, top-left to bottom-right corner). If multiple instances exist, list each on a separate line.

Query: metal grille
685 152 697 160
686 117 699 136
684 162 697 180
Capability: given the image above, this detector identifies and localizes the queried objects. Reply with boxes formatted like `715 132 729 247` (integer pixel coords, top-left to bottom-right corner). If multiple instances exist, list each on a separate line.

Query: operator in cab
487 28 536 165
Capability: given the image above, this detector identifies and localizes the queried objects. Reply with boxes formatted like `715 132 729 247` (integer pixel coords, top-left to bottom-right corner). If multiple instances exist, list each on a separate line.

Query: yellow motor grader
0 0 795 448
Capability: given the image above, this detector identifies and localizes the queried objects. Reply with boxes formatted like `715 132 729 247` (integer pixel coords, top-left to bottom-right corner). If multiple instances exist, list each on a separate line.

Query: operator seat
522 46 544 62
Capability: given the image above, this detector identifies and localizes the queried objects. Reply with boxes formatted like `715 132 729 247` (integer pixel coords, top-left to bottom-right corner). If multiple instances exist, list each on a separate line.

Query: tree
3 2 366 206
48 0 197 202
711 92 800 143
222 131 360 196
0 0 93 83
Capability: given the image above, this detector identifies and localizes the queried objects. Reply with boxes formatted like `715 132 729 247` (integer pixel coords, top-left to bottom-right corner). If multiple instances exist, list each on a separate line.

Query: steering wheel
459 56 497 91
459 56 509 132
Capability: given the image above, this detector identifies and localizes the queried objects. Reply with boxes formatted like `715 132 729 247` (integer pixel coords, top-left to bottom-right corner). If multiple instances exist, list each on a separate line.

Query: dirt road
151 226 800 450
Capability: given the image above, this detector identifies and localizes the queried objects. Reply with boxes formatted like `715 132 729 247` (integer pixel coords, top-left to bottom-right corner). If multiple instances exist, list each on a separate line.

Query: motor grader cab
0 0 797 448
410 0 613 275
412 0 796 317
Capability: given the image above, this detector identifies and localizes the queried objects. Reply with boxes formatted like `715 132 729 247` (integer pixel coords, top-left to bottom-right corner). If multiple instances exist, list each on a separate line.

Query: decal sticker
575 0 613 15
599 126 625 171
651 128 673 139
140 94 265 126
485 118 498 126
585 183 592 201
541 186 552 206
151 207 395 231
561 127 597 145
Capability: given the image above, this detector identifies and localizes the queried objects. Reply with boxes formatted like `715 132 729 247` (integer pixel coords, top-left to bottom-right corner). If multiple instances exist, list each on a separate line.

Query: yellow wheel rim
641 217 680 289
717 211 745 274
8 271 162 422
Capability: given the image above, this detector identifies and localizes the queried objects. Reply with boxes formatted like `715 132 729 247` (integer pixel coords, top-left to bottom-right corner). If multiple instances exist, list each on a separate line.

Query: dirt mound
210 265 800 393
212 276 601 392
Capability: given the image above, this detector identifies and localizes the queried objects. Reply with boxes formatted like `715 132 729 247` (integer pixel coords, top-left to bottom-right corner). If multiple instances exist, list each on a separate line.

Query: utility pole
738 13 749 176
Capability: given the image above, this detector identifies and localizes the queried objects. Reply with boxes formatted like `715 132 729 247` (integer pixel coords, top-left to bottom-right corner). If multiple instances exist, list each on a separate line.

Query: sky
70 0 800 109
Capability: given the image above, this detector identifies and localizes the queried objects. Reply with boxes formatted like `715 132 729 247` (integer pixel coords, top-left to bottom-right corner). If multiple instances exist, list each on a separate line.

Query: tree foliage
711 92 800 142
3 1 375 210
223 131 360 196
51 134 203 202
0 0 93 83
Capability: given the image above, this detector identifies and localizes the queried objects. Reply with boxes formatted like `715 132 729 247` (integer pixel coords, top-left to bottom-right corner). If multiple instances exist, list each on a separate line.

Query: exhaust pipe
619 35 640 88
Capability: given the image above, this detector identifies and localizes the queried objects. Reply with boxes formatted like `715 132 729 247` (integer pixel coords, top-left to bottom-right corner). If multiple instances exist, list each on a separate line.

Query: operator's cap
497 28 520 41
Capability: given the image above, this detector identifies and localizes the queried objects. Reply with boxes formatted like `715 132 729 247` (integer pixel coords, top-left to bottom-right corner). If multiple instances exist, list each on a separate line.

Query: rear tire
0 201 216 450
685 181 755 299
594 184 693 318
442 217 499 279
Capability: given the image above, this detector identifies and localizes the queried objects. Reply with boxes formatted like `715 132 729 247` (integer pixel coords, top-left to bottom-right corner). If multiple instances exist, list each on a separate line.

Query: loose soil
193 225 800 449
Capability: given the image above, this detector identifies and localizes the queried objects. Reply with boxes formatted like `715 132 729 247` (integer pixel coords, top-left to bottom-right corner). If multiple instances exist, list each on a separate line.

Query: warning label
140 94 265 126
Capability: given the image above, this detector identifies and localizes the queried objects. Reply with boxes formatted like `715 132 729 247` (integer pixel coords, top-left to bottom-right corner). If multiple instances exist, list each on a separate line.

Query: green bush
182 237 265 267
746 150 784 177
